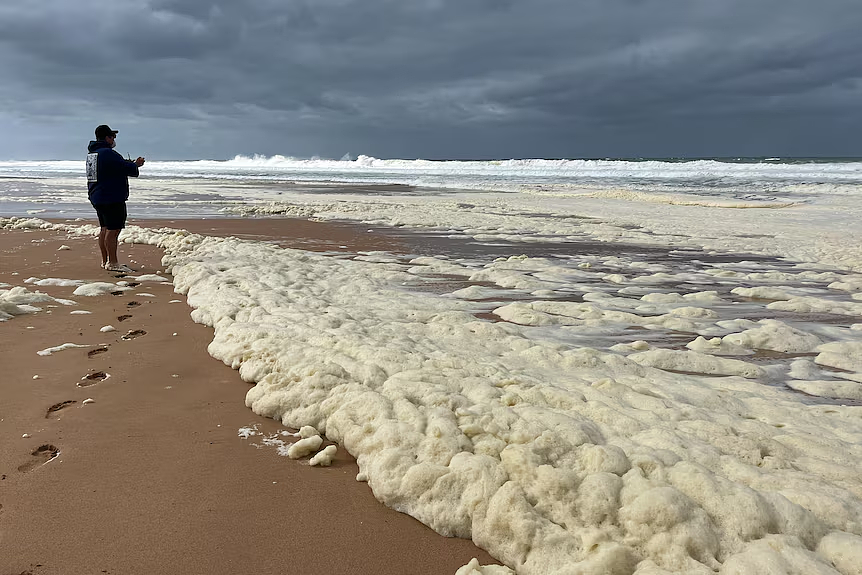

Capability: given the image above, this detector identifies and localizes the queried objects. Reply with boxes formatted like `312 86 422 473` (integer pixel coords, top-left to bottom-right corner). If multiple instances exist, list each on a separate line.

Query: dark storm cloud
0 0 860 159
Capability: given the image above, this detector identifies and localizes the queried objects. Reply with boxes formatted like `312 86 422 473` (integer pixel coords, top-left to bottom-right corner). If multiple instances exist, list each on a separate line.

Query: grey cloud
0 0 860 159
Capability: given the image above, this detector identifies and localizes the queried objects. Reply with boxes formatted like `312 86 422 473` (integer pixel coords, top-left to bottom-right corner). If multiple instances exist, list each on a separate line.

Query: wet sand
0 220 499 575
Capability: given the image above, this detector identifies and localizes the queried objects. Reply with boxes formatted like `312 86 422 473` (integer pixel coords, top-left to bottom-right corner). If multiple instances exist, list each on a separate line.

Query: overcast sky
1 0 860 160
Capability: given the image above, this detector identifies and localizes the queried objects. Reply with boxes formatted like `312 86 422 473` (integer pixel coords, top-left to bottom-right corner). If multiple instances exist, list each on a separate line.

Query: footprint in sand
121 329 146 340
45 401 76 418
126 301 141 308
117 315 133 322
18 444 59 473
88 346 109 357
78 371 109 387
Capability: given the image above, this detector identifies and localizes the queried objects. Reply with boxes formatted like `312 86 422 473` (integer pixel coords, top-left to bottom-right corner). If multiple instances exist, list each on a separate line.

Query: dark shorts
92 202 127 230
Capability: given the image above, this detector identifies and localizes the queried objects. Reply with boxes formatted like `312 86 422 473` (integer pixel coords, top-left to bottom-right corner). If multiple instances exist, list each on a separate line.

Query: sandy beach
0 220 499 574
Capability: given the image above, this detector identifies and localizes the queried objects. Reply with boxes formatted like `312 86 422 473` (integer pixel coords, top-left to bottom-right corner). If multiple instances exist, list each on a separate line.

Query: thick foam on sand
162 228 862 575
4 216 862 574
1 284 77 320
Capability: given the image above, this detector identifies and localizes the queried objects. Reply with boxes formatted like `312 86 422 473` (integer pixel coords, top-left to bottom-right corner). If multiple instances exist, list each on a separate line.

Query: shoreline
0 221 500 574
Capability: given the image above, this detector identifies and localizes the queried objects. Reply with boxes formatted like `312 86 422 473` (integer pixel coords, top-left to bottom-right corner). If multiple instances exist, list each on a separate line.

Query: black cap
95 124 118 139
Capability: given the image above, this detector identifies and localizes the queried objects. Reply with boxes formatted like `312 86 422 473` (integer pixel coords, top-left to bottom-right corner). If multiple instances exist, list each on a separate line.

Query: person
86 124 145 273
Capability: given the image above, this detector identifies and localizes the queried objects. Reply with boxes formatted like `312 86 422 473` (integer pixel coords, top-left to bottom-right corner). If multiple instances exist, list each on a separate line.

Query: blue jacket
86 140 139 204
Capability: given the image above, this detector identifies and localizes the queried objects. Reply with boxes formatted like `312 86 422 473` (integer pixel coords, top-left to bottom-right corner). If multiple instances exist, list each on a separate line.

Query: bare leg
97 227 109 266
105 229 121 265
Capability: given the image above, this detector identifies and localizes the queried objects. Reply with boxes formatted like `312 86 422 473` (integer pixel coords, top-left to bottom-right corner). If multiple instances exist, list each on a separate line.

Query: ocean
3 155 862 209
2 156 862 573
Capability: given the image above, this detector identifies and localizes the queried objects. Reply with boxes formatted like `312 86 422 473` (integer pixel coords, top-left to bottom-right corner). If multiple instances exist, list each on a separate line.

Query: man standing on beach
86 124 145 273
